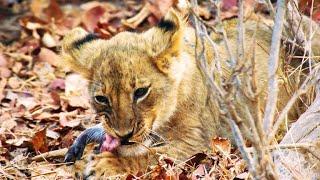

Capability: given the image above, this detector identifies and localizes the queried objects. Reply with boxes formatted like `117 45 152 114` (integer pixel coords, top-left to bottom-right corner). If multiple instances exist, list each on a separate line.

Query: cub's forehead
91 33 155 92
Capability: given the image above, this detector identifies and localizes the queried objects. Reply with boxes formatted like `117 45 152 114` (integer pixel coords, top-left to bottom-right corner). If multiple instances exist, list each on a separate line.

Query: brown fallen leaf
30 0 50 19
191 164 212 180
0 78 7 101
49 78 65 91
6 136 30 147
0 119 17 131
59 110 80 128
16 93 38 110
38 47 60 67
60 131 75 148
211 137 231 155
32 128 49 153
186 153 207 166
42 32 57 48
46 129 60 139
65 74 90 109
43 0 64 21
82 5 106 32
147 0 175 20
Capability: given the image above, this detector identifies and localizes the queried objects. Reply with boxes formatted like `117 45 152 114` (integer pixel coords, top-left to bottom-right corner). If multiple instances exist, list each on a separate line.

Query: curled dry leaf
43 0 64 21
32 128 49 153
6 136 30 147
60 131 75 148
0 119 17 131
15 92 38 110
211 137 231 155
38 47 60 67
42 32 57 48
46 129 60 139
30 0 50 19
82 5 106 32
191 164 210 179
147 0 175 20
65 73 90 109
59 110 80 128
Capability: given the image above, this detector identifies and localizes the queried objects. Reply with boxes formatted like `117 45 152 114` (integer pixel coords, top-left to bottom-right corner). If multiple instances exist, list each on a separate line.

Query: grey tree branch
263 0 286 134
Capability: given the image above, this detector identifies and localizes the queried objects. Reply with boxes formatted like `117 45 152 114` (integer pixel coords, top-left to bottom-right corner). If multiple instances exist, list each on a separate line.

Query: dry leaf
0 67 11 78
43 0 64 21
38 48 60 67
235 172 249 179
49 78 65 91
59 110 80 128
0 78 7 101
147 0 175 20
82 5 106 32
0 119 17 131
65 74 90 108
16 93 38 110
211 137 231 155
46 129 60 139
30 0 50 19
42 32 57 48
6 136 30 146
7 76 21 89
32 128 49 153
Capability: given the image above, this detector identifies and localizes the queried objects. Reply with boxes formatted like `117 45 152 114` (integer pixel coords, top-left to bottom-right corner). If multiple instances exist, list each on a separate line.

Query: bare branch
263 0 286 133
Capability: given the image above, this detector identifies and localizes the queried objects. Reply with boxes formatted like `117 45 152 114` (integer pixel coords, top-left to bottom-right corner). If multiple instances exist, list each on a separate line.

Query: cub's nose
115 129 134 145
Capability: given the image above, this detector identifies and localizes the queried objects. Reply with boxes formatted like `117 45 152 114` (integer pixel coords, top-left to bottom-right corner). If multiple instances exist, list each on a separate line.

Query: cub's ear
61 28 103 79
143 9 186 74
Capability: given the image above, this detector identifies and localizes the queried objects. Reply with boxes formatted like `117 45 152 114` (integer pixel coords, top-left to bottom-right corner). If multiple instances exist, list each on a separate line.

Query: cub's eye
134 87 149 100
94 95 109 105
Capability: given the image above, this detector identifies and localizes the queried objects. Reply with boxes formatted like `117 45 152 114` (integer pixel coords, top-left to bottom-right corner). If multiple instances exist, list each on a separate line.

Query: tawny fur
61 9 319 179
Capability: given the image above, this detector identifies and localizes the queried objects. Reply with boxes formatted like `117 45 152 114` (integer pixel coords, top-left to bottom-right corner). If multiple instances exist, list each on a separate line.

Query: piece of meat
64 123 121 163
64 124 105 163
99 134 120 152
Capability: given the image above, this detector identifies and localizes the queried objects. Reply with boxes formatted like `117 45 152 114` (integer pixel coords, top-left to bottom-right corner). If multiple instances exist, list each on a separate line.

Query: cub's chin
115 139 153 157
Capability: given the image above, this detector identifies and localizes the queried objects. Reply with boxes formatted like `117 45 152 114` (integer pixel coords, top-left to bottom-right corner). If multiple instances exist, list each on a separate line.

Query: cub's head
61 10 189 155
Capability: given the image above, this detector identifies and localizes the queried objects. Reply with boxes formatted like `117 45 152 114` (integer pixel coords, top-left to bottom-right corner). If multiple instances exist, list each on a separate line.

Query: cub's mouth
120 139 135 146
100 132 166 153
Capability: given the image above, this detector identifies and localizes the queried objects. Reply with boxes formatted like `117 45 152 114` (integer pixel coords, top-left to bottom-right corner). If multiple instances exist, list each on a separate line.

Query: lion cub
61 9 303 178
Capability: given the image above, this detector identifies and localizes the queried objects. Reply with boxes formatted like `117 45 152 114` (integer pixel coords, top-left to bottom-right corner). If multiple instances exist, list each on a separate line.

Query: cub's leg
84 152 151 179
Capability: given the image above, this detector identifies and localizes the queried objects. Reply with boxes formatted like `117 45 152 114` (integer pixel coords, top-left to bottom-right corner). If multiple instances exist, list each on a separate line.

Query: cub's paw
83 153 126 179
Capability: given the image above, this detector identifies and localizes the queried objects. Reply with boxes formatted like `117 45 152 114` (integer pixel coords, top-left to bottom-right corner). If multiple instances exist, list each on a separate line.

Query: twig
237 0 245 63
268 142 316 150
263 0 286 133
30 171 56 178
227 118 257 178
31 148 68 162
121 4 151 29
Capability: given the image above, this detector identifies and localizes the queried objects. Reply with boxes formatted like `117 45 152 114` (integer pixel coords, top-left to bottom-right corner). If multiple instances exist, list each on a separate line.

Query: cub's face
61 10 187 155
